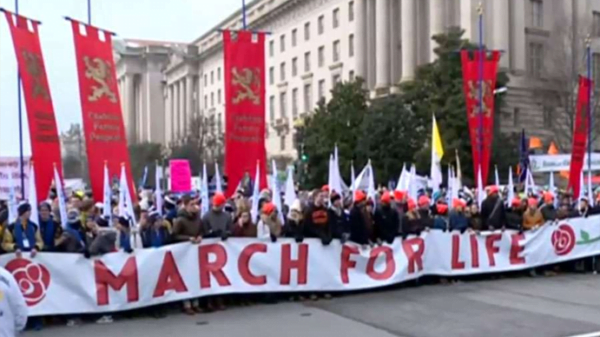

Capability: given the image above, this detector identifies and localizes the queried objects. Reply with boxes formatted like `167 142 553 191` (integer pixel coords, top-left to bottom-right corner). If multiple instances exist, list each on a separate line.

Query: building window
280 92 287 118
204 74 207 86
318 79 325 101
280 135 286 151
304 52 311 72
543 107 554 128
217 67 221 81
528 42 543 78
513 108 520 127
318 15 324 35
531 0 543 28
292 88 298 118
269 40 274 57
304 22 310 41
349 70 355 81
204 95 208 108
269 67 275 85
349 1 354 22
333 40 340 62
280 34 286 52
269 95 275 121
594 53 600 87
333 8 340 28
594 12 600 37
280 62 286 82
211 71 214 84
218 89 222 104
349 34 355 57
332 74 341 85
292 57 298 77
304 83 312 112
318 46 325 67
211 92 214 107
292 28 298 47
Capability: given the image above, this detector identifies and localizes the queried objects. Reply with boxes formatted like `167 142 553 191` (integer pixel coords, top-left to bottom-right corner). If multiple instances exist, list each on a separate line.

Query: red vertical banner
568 76 593 199
223 30 267 196
4 11 62 200
460 50 500 186
69 19 135 202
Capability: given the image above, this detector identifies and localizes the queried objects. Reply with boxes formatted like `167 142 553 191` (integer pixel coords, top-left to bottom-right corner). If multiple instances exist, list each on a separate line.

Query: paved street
24 274 600 337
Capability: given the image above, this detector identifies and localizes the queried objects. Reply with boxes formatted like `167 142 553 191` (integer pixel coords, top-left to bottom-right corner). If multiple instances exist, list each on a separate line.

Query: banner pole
15 0 25 198
242 0 247 30
477 2 484 186
87 0 91 24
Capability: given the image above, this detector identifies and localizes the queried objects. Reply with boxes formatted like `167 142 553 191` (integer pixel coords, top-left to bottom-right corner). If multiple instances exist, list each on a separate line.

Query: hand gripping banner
567 76 593 199
69 19 135 201
4 10 62 199
223 30 267 196
460 50 501 186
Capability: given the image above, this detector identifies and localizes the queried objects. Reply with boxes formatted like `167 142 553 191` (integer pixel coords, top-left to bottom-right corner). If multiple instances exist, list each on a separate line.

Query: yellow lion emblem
83 56 117 103
22 50 49 100
467 80 493 118
231 67 261 105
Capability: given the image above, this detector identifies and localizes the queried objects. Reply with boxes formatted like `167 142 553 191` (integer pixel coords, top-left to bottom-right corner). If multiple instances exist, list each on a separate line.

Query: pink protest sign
169 160 192 192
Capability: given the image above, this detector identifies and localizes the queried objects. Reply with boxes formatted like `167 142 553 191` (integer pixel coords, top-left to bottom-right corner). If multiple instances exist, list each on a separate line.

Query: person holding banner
283 199 304 242
303 190 332 246
38 202 61 252
257 203 282 242
115 217 134 254
140 210 171 249
55 210 87 254
522 199 544 231
232 210 257 238
480 186 506 231
2 203 43 257
349 190 373 246
0 210 7 255
374 192 400 244
329 193 348 244
202 193 233 241
540 193 557 221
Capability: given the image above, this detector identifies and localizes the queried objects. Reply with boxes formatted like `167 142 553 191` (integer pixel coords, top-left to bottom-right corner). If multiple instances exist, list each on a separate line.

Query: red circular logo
551 224 576 256
4 258 51 306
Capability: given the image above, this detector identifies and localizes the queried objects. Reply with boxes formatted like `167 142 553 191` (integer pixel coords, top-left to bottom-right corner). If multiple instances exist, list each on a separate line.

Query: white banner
2 215 600 316
529 153 600 172
0 156 31 200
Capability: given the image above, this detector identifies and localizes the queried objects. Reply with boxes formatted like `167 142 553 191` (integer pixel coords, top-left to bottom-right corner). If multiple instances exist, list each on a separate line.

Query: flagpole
586 36 592 187
15 0 25 198
87 0 91 24
477 2 484 186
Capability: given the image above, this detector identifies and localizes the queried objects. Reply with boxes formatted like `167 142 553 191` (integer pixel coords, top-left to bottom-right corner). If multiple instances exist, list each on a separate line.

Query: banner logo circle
5 258 51 306
551 224 576 256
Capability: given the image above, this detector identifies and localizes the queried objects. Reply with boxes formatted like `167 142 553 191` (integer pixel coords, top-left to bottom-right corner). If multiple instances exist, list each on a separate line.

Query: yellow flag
432 115 444 160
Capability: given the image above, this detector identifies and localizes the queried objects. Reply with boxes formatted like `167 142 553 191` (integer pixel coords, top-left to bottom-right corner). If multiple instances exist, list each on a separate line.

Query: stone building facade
115 0 600 159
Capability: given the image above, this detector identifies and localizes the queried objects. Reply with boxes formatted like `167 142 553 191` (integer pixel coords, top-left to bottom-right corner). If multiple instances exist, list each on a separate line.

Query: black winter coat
374 206 399 243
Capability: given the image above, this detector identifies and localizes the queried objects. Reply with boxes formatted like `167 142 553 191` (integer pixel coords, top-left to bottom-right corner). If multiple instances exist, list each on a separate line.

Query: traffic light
301 153 308 162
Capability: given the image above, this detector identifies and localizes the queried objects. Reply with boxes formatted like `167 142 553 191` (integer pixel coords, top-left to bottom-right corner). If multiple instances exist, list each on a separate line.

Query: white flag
250 162 261 223
367 160 376 211
477 167 485 208
507 167 514 207
447 165 453 209
215 163 223 194
396 163 408 191
548 171 557 208
201 163 210 216
331 152 343 195
327 154 334 194
350 161 356 194
7 171 17 223
53 165 68 229
494 165 500 187
271 161 284 223
102 162 112 218
28 163 38 224
283 166 297 212
118 165 136 225
408 164 418 201
155 164 163 216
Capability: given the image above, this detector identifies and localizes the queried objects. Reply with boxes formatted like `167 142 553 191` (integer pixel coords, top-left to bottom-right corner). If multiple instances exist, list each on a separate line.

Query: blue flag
519 129 529 183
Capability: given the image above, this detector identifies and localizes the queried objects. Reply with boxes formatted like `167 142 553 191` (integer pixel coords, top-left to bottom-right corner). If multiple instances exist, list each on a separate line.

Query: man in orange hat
449 199 469 233
349 190 373 246
480 185 507 231
303 188 332 245
540 192 557 221
202 193 233 240
374 191 399 244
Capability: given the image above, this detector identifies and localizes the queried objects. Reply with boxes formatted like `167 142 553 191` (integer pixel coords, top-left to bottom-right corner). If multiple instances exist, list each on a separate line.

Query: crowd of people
0 182 599 329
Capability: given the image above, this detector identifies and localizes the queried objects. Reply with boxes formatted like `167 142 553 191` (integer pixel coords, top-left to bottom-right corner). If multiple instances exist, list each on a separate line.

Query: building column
510 0 526 73
460 0 476 42
355 0 367 80
367 0 376 88
375 0 390 89
389 0 401 84
169 85 175 144
185 76 194 133
165 85 172 145
401 0 417 82
124 74 136 144
429 0 445 62
492 0 510 68
174 81 180 141
178 80 185 139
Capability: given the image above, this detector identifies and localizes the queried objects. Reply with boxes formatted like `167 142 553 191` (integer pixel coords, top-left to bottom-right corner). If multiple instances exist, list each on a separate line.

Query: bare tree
534 13 600 151
169 114 224 174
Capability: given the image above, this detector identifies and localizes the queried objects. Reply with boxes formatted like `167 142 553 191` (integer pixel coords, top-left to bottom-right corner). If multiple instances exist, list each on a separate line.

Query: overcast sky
0 0 242 156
